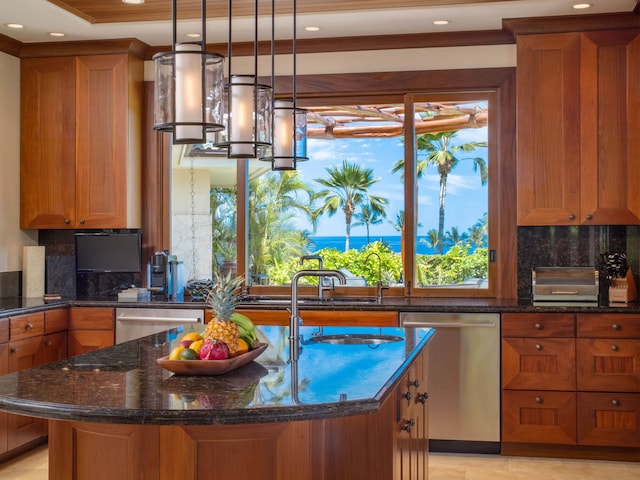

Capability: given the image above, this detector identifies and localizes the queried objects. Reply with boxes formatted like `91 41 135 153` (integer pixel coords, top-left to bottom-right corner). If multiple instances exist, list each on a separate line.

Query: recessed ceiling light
305 26 320 32
6 23 24 29
48 32 65 37
572 3 593 9
433 20 450 25
122 0 145 4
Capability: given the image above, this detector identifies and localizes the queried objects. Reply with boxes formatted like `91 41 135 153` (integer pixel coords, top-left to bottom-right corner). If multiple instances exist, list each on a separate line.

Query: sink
306 334 403 345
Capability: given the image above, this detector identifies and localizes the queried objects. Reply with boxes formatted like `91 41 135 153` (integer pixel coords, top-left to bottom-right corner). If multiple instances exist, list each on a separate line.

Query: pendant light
153 0 225 144
214 0 273 158
260 0 308 170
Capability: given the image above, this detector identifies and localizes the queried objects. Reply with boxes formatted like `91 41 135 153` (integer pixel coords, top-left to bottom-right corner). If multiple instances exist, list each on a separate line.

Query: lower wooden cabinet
577 392 640 448
68 307 115 356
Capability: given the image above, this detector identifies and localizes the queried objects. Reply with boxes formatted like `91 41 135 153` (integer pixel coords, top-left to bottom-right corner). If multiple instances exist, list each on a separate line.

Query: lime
180 348 198 360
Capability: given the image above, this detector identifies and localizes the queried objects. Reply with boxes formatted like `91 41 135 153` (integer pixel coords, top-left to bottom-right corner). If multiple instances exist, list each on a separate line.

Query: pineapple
203 272 244 356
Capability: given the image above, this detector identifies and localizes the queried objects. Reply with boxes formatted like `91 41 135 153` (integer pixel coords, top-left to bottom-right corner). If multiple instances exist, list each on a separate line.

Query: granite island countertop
0 325 434 425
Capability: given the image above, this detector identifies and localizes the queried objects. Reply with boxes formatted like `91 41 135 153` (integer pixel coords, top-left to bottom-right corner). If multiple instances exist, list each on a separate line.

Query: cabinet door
68 330 114 357
69 307 115 330
75 54 130 228
580 29 640 224
39 331 68 365
0 343 8 454
516 33 581 225
20 56 77 229
576 338 640 392
502 390 576 444
502 338 576 390
7 336 45 449
577 392 640 447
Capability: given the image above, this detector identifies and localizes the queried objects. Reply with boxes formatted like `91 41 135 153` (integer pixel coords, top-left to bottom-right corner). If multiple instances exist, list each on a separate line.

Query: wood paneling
69 307 114 330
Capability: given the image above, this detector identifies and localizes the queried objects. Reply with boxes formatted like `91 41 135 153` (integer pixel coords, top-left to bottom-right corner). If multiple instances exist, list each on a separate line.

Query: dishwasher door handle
116 315 202 323
401 320 496 328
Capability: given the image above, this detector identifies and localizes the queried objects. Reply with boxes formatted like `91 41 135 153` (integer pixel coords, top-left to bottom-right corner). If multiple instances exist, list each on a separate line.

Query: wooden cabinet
395 347 429 479
502 312 640 459
20 53 143 229
516 29 640 225
68 307 115 356
235 308 397 327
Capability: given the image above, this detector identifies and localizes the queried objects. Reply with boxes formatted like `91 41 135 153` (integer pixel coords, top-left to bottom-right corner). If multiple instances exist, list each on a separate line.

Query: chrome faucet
299 254 326 300
289 269 347 361
365 252 389 303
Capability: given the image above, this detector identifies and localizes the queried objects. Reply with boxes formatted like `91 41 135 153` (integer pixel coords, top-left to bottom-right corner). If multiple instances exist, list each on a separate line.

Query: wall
0 51 38 296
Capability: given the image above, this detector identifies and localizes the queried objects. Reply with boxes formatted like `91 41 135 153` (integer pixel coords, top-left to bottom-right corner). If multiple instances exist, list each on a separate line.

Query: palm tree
443 226 468 248
392 130 487 254
467 213 488 248
314 159 388 251
353 203 386 243
249 171 317 276
420 229 441 253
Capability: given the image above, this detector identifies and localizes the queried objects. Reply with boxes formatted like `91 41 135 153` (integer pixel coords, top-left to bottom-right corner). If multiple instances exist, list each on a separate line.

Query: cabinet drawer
576 338 640 392
502 390 576 444
0 317 9 343
577 313 640 339
302 310 397 327
577 392 639 447
502 313 575 337
45 308 69 333
502 338 575 390
10 312 45 340
69 307 114 330
229 309 289 326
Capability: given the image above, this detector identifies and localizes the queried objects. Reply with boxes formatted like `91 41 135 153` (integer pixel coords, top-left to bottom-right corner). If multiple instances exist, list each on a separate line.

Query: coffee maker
148 251 169 294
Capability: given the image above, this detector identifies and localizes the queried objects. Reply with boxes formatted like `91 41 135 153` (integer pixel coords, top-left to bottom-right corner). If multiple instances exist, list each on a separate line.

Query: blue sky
295 122 489 238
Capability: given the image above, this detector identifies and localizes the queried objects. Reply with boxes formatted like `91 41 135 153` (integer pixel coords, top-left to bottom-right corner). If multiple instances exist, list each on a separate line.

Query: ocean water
309 235 437 255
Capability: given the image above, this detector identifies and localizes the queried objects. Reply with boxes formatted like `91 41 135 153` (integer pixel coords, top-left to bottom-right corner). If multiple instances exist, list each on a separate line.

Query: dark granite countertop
0 325 434 425
1 295 639 319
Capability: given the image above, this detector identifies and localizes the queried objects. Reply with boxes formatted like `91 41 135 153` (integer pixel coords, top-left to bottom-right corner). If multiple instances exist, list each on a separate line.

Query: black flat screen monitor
75 232 142 273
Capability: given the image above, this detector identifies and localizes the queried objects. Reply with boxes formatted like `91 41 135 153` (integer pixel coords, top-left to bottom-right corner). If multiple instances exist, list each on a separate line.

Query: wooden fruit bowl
157 343 267 376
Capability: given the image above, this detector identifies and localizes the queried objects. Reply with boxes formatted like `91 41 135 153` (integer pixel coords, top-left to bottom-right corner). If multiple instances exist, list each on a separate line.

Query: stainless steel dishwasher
400 312 500 454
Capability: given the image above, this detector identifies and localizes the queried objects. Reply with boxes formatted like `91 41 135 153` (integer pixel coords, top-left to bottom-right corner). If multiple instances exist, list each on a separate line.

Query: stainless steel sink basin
307 334 403 345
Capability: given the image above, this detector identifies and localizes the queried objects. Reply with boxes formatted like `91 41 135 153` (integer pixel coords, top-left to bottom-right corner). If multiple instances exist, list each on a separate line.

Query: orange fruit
181 332 203 343
236 338 250 355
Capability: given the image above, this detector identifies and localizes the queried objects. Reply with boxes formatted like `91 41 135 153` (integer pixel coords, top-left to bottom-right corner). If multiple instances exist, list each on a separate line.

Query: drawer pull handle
44 340 52 347
417 392 429 404
568 214 576 221
535 396 543 404
409 379 420 388
64 218 71 224
403 391 413 401
402 418 415 432
612 399 620 407
26 323 33 330
534 323 543 330
79 218 86 225
10 347 18 354
611 323 621 331
585 214 593 221
535 343 543 350
611 344 619 352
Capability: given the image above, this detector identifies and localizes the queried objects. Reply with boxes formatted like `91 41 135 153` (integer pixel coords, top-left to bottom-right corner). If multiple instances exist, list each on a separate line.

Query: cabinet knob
535 343 543 350
535 396 543 404
25 323 33 330
568 214 576 221
10 347 18 354
79 218 86 225
611 344 619 352
409 379 420 388
534 322 544 330
612 399 620 407
611 323 621 331
402 418 415 432
44 340 52 347
402 391 413 401
585 214 593 221
64 218 71 224
417 392 429 404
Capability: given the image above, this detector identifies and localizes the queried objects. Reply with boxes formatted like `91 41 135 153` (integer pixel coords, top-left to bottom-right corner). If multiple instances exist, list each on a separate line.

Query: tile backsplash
517 225 639 300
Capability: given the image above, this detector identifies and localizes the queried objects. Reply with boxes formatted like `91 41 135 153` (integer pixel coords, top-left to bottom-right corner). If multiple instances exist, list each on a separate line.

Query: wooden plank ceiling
47 0 515 23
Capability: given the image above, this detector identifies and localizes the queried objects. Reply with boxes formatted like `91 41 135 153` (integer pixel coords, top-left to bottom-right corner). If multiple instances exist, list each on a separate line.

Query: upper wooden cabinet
20 54 143 229
516 30 640 226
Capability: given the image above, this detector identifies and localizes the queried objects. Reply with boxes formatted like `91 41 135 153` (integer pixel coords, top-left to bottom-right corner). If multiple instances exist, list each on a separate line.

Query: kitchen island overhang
0 325 434 480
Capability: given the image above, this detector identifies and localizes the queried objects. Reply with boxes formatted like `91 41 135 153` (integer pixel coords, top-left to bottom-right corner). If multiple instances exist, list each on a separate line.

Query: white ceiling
0 0 637 46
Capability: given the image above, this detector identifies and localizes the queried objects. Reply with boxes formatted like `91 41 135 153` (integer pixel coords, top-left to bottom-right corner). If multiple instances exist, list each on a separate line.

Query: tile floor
0 444 638 480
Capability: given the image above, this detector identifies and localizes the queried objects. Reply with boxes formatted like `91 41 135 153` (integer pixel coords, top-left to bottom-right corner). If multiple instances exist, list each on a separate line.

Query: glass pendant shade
216 75 272 158
263 100 308 170
153 43 225 144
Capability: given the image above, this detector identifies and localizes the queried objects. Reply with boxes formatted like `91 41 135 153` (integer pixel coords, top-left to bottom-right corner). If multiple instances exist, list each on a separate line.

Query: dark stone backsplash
517 225 640 300
39 230 142 299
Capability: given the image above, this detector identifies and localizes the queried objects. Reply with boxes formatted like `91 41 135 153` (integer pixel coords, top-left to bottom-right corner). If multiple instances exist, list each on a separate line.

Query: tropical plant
353 203 385 243
443 226 468 248
248 171 317 277
392 130 487 253
210 188 237 270
313 159 388 250
466 212 488 248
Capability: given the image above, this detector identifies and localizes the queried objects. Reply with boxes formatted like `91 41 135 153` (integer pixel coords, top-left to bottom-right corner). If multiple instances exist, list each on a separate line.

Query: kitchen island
0 325 433 480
